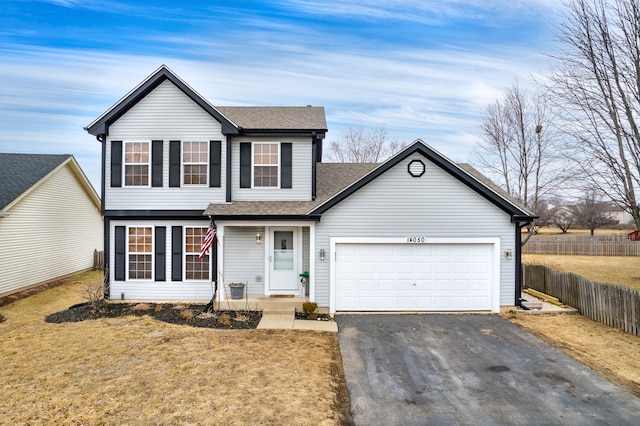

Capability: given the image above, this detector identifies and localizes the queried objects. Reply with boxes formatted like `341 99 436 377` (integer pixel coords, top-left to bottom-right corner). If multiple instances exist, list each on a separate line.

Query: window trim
181 141 209 187
123 141 151 188
126 226 154 281
183 226 211 281
252 142 280 188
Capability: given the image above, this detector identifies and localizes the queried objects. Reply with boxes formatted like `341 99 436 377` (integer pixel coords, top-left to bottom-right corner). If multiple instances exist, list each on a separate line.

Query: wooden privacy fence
93 250 104 271
523 264 640 336
523 234 640 256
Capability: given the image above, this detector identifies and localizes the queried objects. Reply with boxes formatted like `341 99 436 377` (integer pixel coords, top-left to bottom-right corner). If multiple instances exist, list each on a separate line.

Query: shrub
180 309 195 320
302 301 318 320
83 280 104 311
219 312 232 325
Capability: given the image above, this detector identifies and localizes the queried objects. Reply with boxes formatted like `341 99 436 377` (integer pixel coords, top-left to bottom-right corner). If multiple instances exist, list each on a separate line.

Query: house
85 65 535 313
0 154 102 297
603 203 633 225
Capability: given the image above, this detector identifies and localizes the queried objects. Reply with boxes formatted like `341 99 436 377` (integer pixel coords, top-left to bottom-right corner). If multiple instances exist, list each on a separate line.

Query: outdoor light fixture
256 232 262 245
505 249 513 260
320 249 326 261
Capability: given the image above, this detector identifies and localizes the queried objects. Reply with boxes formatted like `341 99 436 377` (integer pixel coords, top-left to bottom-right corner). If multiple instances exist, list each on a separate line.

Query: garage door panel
336 243 493 311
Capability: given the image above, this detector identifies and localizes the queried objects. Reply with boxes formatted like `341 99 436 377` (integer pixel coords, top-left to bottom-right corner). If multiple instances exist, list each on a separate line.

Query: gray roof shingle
216 106 327 130
203 162 377 217
0 153 71 210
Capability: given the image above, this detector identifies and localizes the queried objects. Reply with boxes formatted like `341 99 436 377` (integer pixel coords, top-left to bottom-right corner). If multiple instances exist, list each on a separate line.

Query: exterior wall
314 153 517 308
108 218 214 301
0 165 103 296
230 136 313 201
105 80 226 210
222 226 265 296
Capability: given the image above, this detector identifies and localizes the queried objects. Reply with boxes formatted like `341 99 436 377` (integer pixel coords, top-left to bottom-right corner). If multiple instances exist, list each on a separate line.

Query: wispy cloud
1 0 563 190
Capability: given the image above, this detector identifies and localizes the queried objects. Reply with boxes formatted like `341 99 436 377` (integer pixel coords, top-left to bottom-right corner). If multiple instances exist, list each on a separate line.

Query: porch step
262 306 296 316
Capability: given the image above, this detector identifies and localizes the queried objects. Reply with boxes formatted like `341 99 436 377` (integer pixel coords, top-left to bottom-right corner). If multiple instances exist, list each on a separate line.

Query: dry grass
523 254 640 291
0 271 350 425
527 228 630 236
506 312 640 398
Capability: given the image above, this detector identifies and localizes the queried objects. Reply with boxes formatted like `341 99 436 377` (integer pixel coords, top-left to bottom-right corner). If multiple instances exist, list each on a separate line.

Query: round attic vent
408 159 425 177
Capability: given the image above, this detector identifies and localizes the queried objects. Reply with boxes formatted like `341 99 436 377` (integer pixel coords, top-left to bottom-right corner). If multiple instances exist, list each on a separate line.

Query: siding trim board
104 210 208 218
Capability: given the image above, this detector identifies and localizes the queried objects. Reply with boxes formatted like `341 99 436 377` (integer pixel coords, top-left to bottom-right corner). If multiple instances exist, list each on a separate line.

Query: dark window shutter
171 226 183 281
111 141 122 188
114 226 126 281
210 140 221 188
281 142 292 189
155 226 166 281
240 142 251 188
151 140 163 187
169 141 181 187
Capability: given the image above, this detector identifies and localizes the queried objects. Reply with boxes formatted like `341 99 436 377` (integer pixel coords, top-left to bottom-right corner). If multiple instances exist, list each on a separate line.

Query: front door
269 228 298 292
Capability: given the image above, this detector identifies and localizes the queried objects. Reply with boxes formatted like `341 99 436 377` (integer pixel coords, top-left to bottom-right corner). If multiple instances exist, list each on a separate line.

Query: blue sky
0 0 561 192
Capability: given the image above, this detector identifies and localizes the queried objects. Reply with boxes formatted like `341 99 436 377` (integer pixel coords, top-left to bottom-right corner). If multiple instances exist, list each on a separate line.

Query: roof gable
84 65 238 136
310 140 535 221
0 154 100 212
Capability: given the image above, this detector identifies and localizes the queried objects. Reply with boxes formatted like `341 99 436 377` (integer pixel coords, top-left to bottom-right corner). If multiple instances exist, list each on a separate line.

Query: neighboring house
0 154 102 297
85 65 535 313
603 204 633 225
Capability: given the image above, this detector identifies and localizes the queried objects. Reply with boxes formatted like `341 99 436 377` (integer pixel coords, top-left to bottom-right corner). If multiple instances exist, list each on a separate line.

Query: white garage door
335 243 493 311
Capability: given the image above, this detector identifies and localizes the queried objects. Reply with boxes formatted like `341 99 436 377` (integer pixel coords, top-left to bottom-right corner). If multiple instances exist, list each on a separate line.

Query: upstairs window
253 142 279 187
182 141 208 186
124 141 150 186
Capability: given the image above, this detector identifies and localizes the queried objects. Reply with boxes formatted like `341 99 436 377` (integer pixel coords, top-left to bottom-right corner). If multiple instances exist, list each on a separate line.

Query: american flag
199 220 216 259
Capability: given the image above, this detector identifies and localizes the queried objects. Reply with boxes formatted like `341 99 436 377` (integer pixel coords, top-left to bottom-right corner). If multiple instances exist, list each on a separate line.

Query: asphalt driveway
336 314 640 425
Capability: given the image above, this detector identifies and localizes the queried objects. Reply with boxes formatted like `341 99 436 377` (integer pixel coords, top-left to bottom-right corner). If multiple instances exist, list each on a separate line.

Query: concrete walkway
257 306 338 332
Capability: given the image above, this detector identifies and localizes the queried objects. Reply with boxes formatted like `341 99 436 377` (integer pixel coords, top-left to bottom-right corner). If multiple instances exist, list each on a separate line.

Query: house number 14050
406 236 426 243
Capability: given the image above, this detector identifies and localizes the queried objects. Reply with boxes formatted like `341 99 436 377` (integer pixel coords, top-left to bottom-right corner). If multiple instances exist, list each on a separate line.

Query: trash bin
229 283 245 299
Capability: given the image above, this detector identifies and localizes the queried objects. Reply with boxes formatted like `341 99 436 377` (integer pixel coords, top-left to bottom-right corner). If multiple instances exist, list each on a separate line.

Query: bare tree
544 0 640 229
573 189 616 236
476 81 565 234
552 207 574 233
326 126 405 163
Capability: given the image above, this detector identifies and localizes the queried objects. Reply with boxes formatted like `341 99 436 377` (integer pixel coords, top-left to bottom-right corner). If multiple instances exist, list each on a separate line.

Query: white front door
269 228 298 292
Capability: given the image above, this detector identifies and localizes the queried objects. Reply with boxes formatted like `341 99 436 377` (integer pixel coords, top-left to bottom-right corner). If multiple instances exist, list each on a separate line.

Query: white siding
314 153 517 308
105 80 226 210
0 165 103 296
222 227 265 296
108 219 214 301
230 137 313 201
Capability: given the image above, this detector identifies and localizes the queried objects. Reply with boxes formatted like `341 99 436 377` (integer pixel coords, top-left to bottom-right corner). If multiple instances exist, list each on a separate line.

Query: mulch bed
45 302 262 329
294 311 334 321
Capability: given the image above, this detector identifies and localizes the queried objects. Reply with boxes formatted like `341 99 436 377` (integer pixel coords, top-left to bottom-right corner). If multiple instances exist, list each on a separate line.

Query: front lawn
0 271 351 425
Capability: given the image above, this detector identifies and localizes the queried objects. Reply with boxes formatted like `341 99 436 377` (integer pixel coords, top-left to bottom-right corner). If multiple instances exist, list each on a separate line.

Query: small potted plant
228 282 245 300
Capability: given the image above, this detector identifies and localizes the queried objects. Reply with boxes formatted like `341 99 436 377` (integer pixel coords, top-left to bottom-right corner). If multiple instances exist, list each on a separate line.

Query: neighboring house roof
203 163 377 218
0 153 100 212
85 65 327 137
216 106 327 132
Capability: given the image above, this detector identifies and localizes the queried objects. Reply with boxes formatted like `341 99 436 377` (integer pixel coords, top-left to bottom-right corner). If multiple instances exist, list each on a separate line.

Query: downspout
226 135 232 202
97 134 109 300
515 221 529 310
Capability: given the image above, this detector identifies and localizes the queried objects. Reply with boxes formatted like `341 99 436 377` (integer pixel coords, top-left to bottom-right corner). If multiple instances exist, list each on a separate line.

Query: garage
334 242 496 312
